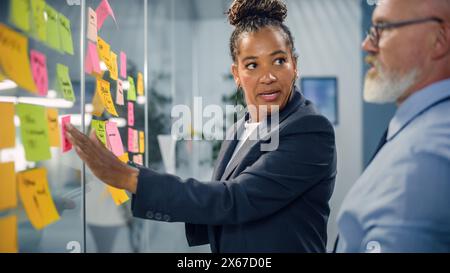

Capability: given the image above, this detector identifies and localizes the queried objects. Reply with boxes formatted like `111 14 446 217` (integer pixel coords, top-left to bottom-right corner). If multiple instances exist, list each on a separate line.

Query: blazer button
146 211 154 219
155 212 162 220
163 214 170 222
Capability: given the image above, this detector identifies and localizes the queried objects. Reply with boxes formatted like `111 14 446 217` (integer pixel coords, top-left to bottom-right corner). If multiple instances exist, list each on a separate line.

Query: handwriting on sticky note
128 102 134 126
106 185 129 206
0 24 37 93
96 78 118 116
139 131 145 154
0 162 17 211
116 79 124 105
85 41 101 76
92 119 107 146
17 168 60 230
97 37 111 69
106 121 124 156
120 51 127 79
96 0 117 30
110 51 118 80
0 102 16 149
16 103 51 162
30 50 48 96
87 8 97 42
137 72 144 96
58 12 74 55
31 0 47 42
61 115 72 153
57 64 75 102
45 5 61 51
127 76 137 101
10 0 30 32
0 215 18 253
47 108 60 147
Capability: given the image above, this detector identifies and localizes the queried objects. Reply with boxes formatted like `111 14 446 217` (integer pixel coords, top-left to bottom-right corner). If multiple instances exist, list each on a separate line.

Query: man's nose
362 35 377 54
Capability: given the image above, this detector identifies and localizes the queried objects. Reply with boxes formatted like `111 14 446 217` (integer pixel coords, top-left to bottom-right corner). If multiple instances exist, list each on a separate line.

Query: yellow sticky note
97 37 111 69
47 108 60 147
45 5 61 51
0 215 18 253
58 12 74 55
0 162 17 211
17 168 60 230
137 72 144 96
96 78 118 116
0 102 16 149
139 131 145 154
0 23 37 93
31 0 47 42
91 91 105 117
106 186 129 206
118 153 129 163
10 0 31 32
110 51 118 81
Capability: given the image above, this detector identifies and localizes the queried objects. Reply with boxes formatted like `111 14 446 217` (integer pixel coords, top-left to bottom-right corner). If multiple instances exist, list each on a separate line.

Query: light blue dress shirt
337 79 450 253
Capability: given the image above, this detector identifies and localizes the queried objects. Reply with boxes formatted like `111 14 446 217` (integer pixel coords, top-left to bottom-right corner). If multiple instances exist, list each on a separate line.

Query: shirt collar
387 78 450 140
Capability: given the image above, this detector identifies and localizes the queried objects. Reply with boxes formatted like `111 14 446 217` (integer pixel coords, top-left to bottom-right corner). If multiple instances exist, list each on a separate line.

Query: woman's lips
258 90 281 102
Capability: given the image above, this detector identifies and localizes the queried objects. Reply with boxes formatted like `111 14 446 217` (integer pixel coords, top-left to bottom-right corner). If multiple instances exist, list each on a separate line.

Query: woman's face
232 26 298 121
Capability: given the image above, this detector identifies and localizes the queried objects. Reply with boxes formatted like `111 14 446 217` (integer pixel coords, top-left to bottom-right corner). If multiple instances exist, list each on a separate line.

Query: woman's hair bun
227 0 287 27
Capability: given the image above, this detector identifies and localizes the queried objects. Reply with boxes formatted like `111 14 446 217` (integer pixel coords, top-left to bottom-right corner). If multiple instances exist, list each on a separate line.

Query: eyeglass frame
366 17 445 48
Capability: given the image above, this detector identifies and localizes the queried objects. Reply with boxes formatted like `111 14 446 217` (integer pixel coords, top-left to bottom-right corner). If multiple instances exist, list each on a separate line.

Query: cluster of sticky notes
0 102 16 149
17 168 60 230
128 129 145 154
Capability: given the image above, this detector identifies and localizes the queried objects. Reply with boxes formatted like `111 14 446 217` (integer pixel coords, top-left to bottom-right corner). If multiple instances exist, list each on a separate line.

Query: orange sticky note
110 51 118 80
106 185 129 206
91 91 105 117
139 131 145 154
96 78 118 116
0 215 18 253
0 23 37 93
0 102 16 149
118 153 129 163
47 108 60 147
97 37 111 69
0 162 17 211
17 168 60 230
137 72 144 96
30 50 48 96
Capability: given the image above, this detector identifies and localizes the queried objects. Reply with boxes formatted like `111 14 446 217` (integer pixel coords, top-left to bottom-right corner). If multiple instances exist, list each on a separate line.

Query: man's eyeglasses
366 17 444 48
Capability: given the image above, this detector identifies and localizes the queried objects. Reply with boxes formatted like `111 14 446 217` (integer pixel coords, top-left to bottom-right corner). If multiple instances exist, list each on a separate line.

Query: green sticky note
10 0 31 32
127 77 137 102
31 0 47 42
58 12 74 55
16 103 51 162
45 5 61 51
56 64 75 102
91 120 107 146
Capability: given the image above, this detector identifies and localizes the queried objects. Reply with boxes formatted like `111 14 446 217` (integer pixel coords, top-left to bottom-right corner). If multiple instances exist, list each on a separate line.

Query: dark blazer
131 89 337 253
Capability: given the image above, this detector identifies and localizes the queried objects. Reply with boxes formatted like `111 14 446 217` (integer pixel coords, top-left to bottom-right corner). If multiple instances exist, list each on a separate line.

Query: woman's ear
231 63 240 86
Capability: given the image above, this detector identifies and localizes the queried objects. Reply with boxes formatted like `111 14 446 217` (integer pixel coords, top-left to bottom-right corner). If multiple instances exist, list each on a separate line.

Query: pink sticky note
85 41 101 75
106 121 124 156
87 8 98 42
30 50 48 96
127 102 134 126
120 51 126 79
133 154 143 166
128 127 134 153
133 129 139 153
116 79 124 105
61 115 72 153
96 0 116 30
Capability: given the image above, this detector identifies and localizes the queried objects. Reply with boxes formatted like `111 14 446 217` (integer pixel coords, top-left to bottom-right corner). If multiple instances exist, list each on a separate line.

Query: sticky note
10 0 31 32
128 102 134 126
16 103 51 162
31 0 47 42
45 5 61 51
133 154 143 166
128 128 139 153
96 78 118 116
85 41 101 76
91 119 107 146
116 79 124 105
137 72 144 96
0 23 37 93
120 51 127 79
127 76 137 102
106 185 129 206
87 8 97 42
0 162 17 210
118 153 129 163
17 168 60 230
57 64 75 102
46 108 60 147
139 131 145 154
0 215 18 253
96 0 117 30
110 51 118 80
97 37 111 69
91 91 105 117
0 102 15 149
61 115 72 153
105 121 124 156
30 50 48 96
58 12 74 55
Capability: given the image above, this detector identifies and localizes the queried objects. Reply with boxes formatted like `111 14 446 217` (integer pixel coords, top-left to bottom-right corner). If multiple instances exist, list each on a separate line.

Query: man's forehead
372 0 424 22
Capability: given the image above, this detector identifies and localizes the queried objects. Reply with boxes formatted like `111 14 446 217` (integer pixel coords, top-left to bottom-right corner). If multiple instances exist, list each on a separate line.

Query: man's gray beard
363 63 419 104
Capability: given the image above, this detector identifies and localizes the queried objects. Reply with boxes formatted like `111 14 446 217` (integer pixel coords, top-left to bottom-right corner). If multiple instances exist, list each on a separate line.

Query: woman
67 0 336 253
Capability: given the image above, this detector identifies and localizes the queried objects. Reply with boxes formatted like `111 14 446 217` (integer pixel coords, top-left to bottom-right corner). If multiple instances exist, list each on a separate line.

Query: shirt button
163 214 170 222
155 212 162 220
146 211 154 219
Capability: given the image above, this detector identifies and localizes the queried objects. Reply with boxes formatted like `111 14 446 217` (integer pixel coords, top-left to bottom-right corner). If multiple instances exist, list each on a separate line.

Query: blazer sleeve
131 115 336 226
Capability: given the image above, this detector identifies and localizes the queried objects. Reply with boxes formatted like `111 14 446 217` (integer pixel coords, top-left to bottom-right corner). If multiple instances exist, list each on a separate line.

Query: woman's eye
246 63 257 70
274 58 286 65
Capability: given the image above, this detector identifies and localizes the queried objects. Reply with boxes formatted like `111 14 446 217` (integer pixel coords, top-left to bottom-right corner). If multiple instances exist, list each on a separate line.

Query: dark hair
226 0 298 64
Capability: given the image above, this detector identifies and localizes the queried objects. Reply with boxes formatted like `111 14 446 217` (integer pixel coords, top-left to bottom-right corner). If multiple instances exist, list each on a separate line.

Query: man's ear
231 63 240 86
432 24 450 60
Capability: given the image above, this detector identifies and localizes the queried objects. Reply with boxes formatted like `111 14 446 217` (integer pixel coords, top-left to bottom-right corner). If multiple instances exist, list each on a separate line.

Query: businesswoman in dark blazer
67 0 336 253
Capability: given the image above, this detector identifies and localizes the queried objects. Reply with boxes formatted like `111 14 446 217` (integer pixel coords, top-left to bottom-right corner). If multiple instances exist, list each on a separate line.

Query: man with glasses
336 0 450 252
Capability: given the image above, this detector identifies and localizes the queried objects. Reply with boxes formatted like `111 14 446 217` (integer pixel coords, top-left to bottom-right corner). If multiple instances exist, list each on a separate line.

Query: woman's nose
260 71 277 84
